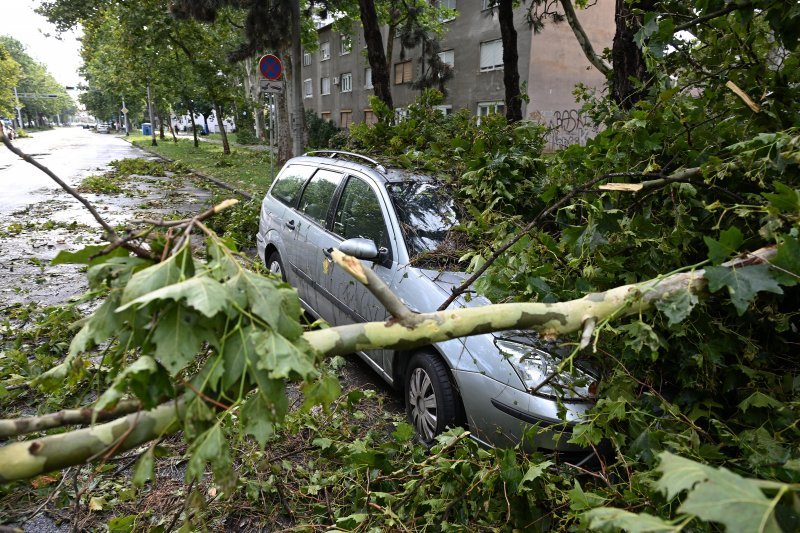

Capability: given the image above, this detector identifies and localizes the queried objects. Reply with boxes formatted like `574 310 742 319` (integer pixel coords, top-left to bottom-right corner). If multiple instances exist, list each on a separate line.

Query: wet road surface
0 127 210 307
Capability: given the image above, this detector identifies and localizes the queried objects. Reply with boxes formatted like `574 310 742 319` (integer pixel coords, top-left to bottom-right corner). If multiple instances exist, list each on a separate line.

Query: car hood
415 268 491 308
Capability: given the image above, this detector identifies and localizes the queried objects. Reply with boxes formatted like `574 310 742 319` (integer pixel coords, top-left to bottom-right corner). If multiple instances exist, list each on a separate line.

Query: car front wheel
405 352 464 444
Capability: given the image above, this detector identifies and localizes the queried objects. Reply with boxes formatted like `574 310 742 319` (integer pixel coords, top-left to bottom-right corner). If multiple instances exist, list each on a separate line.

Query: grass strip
128 134 277 197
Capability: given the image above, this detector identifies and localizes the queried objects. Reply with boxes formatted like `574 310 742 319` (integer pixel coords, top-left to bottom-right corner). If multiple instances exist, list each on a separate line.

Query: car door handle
323 247 333 259
285 220 296 230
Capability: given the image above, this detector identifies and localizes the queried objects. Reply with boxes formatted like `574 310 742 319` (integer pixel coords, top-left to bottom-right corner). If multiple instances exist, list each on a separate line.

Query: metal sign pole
268 93 274 179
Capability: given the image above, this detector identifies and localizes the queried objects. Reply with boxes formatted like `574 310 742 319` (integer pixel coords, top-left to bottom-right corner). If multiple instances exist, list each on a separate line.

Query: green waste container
141 122 152 135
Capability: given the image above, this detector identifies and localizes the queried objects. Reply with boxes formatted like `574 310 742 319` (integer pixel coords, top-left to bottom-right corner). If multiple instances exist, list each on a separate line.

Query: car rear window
270 164 316 206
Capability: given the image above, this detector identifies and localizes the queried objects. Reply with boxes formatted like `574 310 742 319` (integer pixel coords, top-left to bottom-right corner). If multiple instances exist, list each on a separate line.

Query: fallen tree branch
0 400 183 482
0 246 777 481
436 170 670 311
0 399 142 439
330 249 421 326
1 127 113 239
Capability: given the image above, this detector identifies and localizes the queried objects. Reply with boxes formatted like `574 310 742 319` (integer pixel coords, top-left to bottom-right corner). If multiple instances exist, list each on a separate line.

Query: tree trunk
290 0 305 156
277 86 292 163
359 0 393 110
498 0 522 122
244 59 266 141
611 0 654 108
214 101 231 155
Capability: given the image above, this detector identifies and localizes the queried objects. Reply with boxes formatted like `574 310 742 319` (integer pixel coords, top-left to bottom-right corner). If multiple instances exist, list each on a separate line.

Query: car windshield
386 180 470 266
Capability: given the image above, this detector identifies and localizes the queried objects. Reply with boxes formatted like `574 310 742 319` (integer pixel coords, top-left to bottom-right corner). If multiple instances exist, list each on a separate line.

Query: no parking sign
259 54 283 81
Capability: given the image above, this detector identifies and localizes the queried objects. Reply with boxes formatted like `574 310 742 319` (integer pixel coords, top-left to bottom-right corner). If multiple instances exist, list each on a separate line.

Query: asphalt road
0 127 142 217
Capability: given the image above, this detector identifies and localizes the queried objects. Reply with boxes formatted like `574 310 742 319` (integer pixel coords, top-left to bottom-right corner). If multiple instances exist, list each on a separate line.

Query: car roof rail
304 150 387 174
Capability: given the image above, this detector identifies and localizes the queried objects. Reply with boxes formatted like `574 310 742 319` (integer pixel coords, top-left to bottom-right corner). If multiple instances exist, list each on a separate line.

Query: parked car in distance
95 123 109 134
1 119 15 140
257 151 597 450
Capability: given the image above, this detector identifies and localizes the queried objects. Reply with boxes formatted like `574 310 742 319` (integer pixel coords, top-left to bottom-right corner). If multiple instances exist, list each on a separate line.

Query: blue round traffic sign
259 54 283 81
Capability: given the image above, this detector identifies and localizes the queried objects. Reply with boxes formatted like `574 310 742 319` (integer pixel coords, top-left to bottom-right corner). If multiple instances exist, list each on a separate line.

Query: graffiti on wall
529 109 601 152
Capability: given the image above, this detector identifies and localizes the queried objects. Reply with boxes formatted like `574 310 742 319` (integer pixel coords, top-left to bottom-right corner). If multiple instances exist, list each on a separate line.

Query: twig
166 480 194 533
182 380 232 410
70 465 83 532
22 467 72 524
136 199 240 227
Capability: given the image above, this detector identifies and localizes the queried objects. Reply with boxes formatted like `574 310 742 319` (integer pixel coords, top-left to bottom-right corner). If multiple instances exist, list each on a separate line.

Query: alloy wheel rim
269 260 282 277
409 367 437 442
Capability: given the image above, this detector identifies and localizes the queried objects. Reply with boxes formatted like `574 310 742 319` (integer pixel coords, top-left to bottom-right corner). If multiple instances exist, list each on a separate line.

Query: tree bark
290 0 305 156
214 101 231 155
359 0 393 110
558 0 612 76
611 0 654 108
188 102 199 148
498 0 522 122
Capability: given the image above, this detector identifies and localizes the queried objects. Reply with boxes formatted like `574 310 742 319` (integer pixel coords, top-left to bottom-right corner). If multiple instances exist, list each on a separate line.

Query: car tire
266 250 286 281
405 352 464 445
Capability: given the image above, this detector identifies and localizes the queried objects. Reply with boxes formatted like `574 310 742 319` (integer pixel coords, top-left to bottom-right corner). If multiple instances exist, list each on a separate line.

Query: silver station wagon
257 151 596 449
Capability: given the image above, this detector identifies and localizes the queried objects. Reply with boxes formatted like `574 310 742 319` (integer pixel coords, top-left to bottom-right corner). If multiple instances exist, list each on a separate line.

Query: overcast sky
3 0 83 87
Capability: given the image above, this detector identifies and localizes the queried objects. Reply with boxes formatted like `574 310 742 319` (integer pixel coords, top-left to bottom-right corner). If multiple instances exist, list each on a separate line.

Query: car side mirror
337 238 379 260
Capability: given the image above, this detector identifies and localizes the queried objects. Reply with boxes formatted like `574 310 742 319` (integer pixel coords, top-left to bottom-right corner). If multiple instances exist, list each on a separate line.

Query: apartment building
300 0 615 149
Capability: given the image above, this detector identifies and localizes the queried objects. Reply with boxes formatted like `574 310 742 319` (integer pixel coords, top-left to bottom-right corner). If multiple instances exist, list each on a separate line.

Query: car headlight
495 339 596 402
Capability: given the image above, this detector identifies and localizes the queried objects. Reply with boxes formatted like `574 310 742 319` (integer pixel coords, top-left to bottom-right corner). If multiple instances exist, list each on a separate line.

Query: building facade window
303 51 312 66
438 49 455 68
321 77 331 95
434 105 453 116
482 0 497 9
341 72 353 92
364 109 378 125
394 60 413 84
321 111 331 122
340 35 352 55
477 101 504 123
439 0 456 21
364 67 373 89
304 79 313 98
340 110 353 129
320 41 330 61
480 39 503 71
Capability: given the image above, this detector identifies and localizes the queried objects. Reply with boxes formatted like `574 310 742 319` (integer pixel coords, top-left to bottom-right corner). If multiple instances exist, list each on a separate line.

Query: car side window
333 176 389 249
297 169 344 225
271 164 316 206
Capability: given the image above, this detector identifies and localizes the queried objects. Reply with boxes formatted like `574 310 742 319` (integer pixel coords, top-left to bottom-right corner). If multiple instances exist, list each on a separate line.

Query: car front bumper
452 369 590 452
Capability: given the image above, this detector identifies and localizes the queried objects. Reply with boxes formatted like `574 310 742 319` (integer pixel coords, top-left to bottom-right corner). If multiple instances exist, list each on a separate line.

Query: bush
234 107 259 145
305 110 340 149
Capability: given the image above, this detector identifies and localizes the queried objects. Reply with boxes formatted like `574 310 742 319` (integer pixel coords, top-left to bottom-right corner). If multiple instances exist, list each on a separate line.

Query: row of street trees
0 36 75 127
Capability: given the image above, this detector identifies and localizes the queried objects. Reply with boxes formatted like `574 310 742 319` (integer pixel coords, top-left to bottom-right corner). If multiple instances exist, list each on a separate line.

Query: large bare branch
558 0 611 76
0 400 183 482
0 400 142 439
